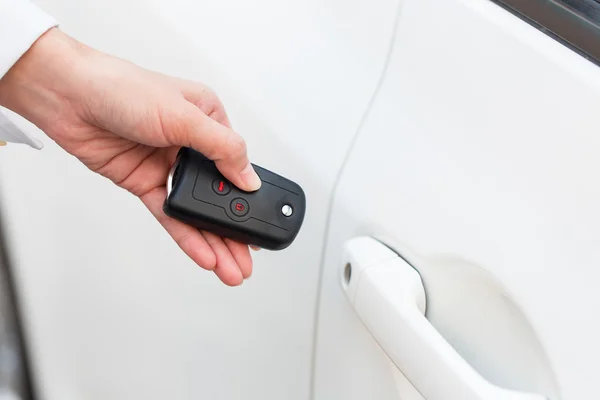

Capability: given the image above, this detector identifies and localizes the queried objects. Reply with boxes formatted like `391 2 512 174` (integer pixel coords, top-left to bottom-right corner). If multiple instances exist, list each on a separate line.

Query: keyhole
342 262 352 288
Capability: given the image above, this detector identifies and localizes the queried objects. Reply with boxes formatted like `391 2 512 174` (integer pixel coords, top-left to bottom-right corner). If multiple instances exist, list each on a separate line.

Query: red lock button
230 198 249 217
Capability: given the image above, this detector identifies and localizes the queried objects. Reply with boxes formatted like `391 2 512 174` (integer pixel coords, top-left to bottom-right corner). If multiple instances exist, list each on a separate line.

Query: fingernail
241 163 261 191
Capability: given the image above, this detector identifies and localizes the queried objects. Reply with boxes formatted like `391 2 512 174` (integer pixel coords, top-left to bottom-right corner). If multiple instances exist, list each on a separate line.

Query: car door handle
341 236 547 400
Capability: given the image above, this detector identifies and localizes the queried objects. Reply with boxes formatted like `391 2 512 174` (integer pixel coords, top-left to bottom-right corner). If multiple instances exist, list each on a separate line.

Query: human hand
0 28 260 286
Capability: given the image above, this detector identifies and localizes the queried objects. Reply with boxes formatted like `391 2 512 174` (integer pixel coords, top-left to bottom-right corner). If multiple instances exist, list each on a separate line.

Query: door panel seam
307 2 406 398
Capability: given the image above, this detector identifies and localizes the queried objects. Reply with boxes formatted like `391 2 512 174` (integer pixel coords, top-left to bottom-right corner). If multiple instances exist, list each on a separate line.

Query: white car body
1 0 599 399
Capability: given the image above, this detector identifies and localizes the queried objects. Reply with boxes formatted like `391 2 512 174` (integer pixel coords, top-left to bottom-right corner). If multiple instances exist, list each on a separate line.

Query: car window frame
490 0 600 67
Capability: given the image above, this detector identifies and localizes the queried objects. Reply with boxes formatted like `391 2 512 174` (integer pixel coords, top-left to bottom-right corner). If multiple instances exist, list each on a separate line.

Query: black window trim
490 0 600 67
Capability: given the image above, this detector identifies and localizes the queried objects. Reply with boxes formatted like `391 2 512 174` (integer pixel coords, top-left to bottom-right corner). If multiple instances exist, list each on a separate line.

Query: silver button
281 204 293 217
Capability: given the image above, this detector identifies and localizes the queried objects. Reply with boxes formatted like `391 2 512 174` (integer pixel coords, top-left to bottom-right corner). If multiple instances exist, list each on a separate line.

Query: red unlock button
230 198 249 217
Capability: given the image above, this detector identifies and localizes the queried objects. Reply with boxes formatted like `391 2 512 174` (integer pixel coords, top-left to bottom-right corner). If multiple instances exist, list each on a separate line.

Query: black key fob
163 148 306 250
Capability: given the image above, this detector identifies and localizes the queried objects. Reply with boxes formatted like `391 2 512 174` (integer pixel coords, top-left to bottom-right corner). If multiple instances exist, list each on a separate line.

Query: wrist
0 28 90 133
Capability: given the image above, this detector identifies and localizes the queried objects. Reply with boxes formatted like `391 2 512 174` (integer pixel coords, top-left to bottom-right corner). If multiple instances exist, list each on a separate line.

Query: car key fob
163 148 306 250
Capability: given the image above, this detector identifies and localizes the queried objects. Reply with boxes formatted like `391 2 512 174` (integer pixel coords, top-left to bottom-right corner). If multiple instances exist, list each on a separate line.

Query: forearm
0 0 58 147
0 28 84 132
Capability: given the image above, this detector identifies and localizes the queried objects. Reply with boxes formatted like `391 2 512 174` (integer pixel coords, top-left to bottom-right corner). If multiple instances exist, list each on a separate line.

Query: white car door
314 0 600 399
0 0 398 399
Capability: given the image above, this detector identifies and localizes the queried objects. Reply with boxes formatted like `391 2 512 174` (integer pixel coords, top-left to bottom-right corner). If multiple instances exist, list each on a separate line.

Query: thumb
170 102 262 192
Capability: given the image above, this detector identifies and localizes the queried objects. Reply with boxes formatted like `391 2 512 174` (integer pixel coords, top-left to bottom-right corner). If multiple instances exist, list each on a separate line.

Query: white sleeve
0 0 58 149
